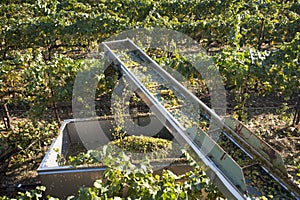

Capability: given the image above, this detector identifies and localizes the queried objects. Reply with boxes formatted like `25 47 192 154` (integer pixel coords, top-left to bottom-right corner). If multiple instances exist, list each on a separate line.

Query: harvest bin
37 115 191 198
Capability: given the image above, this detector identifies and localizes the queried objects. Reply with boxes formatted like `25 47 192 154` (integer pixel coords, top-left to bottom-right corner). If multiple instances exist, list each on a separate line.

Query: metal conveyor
102 39 300 200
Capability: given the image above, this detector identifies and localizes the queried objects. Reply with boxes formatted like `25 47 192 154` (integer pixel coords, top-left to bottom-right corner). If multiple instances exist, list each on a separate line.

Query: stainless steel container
38 116 190 198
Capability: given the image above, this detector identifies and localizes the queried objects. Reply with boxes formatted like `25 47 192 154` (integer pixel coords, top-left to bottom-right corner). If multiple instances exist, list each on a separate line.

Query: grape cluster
217 134 294 198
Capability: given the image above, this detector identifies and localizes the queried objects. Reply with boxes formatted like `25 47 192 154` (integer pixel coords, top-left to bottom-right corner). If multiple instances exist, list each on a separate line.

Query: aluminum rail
124 39 289 179
102 39 247 199
102 39 299 199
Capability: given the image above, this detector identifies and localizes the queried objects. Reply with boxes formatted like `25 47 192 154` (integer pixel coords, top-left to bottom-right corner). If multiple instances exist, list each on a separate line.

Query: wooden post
292 96 300 126
53 102 61 126
2 104 11 130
